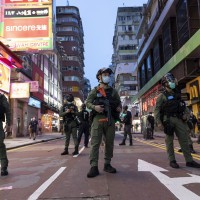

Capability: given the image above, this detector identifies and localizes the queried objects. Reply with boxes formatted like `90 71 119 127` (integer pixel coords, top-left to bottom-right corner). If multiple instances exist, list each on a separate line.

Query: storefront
186 76 200 116
140 84 161 137
41 110 60 133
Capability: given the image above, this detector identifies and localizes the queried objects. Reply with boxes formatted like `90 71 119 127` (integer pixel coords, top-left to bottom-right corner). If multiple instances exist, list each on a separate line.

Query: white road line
73 146 85 158
27 167 66 200
0 186 13 191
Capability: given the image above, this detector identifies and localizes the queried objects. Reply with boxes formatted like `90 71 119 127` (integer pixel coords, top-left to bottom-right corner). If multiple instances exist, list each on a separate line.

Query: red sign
4 18 49 38
5 0 51 4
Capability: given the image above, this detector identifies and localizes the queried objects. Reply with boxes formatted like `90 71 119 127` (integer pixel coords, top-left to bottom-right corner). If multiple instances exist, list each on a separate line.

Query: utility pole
67 0 69 6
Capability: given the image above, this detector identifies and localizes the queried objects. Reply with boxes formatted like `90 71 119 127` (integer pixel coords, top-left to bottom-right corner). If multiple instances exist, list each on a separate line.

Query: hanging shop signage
10 82 30 98
28 97 41 108
0 62 11 93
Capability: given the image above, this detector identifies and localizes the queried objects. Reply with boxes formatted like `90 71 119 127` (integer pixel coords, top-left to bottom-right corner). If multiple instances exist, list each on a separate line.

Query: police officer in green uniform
59 94 79 156
154 73 200 168
0 93 11 176
86 67 121 178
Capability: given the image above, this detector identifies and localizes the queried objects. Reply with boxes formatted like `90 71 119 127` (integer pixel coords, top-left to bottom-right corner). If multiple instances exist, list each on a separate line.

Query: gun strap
97 87 107 97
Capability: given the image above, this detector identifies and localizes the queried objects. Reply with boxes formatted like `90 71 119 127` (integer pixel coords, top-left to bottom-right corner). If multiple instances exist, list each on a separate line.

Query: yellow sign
10 83 30 98
186 77 200 100
0 62 11 93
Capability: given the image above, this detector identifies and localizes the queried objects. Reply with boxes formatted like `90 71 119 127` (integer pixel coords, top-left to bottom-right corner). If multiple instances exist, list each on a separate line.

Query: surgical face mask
102 76 110 84
168 82 176 89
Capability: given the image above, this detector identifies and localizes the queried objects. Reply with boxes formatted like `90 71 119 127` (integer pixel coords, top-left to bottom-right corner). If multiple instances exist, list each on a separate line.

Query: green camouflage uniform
154 91 193 163
59 103 78 151
0 94 11 169
86 85 121 167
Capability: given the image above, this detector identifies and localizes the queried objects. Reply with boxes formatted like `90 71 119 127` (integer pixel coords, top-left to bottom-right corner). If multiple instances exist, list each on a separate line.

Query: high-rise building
135 0 200 133
112 7 143 107
56 6 85 106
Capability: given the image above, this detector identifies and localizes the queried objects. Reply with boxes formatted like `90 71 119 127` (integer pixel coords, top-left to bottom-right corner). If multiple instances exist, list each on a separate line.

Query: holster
163 120 174 136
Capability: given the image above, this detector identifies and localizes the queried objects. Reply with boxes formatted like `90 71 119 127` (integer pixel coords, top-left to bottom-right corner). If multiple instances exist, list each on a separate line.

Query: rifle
100 98 112 126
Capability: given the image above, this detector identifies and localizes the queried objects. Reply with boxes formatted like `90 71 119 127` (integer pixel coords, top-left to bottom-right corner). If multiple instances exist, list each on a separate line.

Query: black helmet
96 67 113 80
81 103 86 110
161 73 175 86
123 105 128 110
64 93 74 102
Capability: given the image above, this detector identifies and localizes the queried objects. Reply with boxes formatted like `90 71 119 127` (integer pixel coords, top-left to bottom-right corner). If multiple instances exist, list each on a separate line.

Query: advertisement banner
4 18 49 38
0 62 11 93
10 82 30 98
1 5 53 51
5 0 52 4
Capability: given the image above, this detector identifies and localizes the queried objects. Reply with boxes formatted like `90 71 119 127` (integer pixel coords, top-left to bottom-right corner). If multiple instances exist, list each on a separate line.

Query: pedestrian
147 112 155 139
28 118 33 139
119 105 133 146
154 72 200 168
59 93 79 156
38 118 42 135
77 103 90 148
86 67 121 178
0 93 11 176
29 117 38 140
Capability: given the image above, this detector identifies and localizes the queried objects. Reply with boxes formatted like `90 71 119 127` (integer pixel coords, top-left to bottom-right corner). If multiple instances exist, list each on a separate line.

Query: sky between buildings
56 0 148 88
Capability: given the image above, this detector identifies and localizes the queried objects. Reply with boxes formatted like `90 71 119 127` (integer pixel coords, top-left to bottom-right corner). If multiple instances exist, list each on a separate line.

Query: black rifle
99 98 112 126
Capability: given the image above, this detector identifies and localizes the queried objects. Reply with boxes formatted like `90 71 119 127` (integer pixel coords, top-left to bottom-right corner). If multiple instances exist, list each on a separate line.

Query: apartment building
135 0 200 130
112 7 143 108
56 6 85 105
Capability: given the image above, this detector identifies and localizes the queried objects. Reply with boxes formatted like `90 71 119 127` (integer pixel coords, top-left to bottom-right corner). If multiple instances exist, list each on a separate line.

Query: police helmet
161 73 175 86
65 93 74 102
96 67 113 80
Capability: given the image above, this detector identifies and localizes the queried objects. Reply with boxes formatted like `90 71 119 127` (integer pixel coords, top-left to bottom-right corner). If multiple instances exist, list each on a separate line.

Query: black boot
119 139 126 145
87 166 99 178
72 146 79 155
129 139 133 146
61 149 69 155
186 160 200 168
189 144 196 154
104 164 117 173
1 167 8 176
169 160 179 168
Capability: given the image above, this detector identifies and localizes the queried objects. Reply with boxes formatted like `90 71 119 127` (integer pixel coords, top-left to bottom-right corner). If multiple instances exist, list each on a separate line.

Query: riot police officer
154 73 200 168
119 105 133 146
86 67 121 178
59 94 79 156
0 93 11 176
77 103 90 148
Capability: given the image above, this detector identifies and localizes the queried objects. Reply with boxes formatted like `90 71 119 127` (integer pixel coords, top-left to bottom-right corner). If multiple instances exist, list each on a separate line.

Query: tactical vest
63 103 77 122
161 91 186 117
79 110 89 122
92 87 120 120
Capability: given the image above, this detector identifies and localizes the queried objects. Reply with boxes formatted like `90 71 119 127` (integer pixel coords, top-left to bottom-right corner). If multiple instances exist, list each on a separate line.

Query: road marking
138 159 200 200
134 138 200 161
27 167 66 200
0 186 13 191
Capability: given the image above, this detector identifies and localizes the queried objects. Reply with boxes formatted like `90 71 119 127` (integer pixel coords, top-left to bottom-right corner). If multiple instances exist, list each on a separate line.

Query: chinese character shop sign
1 5 53 51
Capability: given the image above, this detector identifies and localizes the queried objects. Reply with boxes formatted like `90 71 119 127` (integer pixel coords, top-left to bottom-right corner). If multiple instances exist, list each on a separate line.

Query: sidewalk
5 132 64 150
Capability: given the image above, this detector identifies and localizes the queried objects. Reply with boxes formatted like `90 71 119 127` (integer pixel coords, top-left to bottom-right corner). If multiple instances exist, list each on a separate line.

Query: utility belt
164 113 179 118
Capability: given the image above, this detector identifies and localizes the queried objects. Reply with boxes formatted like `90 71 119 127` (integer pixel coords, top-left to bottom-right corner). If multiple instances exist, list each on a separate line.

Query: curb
7 136 65 150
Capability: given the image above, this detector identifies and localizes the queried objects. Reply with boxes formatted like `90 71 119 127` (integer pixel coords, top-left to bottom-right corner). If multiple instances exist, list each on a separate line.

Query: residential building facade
56 6 85 106
135 0 200 133
112 7 143 109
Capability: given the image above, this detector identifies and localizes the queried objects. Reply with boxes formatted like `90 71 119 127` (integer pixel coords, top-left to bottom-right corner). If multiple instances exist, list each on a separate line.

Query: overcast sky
56 0 148 88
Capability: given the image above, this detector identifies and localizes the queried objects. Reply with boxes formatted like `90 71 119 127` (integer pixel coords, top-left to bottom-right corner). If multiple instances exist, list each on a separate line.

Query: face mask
102 76 110 84
168 82 176 89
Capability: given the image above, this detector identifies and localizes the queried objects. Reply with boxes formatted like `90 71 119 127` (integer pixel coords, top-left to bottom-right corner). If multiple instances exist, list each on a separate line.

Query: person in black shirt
77 103 90 148
119 105 133 146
